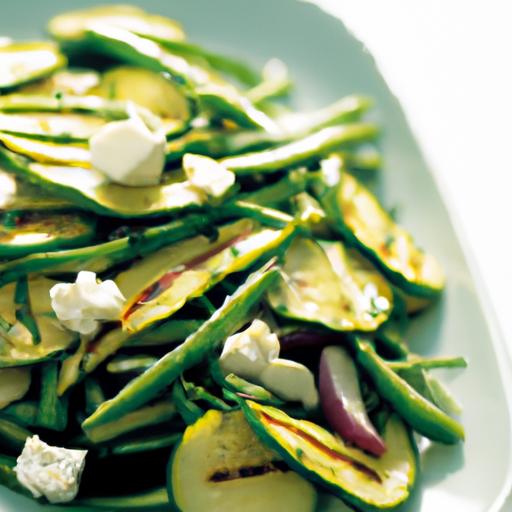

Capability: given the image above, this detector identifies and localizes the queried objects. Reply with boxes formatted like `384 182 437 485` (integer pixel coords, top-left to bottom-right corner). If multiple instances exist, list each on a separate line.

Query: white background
311 1 512 350
311 1 512 508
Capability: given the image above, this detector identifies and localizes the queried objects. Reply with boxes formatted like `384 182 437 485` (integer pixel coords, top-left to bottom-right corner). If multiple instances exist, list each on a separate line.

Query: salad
0 5 466 511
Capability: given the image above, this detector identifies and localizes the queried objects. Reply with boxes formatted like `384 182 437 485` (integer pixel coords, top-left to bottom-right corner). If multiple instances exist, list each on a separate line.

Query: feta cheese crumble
219 319 319 409
90 109 166 187
183 153 235 199
15 436 87 504
50 271 126 335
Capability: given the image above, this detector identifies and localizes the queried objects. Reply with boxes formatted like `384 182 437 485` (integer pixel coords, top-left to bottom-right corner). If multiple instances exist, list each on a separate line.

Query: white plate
1 1 511 511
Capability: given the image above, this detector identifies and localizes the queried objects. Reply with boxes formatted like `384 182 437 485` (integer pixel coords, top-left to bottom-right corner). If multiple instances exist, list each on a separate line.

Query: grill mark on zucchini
209 460 290 482
123 227 252 320
261 412 382 484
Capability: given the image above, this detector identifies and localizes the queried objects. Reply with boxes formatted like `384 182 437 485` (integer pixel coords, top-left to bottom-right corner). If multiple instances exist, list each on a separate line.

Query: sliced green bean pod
0 42 66 91
172 381 204 425
76 487 169 510
83 400 177 444
82 263 279 429
314 159 445 298
1 402 39 428
0 454 31 497
109 433 181 456
37 361 68 431
84 320 204 374
107 355 157 374
221 124 378 175
355 338 464 443
14 276 40 345
0 417 30 451
143 37 260 87
0 212 213 287
84 377 106 416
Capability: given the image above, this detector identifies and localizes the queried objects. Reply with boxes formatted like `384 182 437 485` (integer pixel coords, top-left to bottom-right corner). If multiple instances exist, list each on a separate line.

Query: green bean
0 212 213 287
355 338 464 444
82 264 279 429
126 320 204 348
84 377 106 416
37 361 67 431
221 124 378 175
240 169 308 207
0 417 30 451
14 276 40 345
76 487 169 510
83 401 177 444
165 95 372 164
172 382 203 425
181 377 232 411
144 36 260 86
0 454 31 497
1 402 38 428
107 355 158 374
388 356 468 371
109 433 181 456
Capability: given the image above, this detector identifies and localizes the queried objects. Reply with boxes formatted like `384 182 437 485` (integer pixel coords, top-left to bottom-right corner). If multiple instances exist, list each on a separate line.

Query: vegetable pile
0 5 466 511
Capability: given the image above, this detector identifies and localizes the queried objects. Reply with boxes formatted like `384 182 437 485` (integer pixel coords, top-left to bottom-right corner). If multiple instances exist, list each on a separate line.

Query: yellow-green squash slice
240 400 417 512
0 277 78 367
0 42 66 90
317 161 445 298
169 409 316 512
48 5 185 44
267 237 392 332
0 211 95 258
117 218 295 332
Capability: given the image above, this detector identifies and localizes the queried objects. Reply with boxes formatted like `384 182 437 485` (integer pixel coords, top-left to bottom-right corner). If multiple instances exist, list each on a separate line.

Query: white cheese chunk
15 435 87 504
0 171 16 208
50 271 125 335
219 319 318 409
219 319 279 381
260 359 319 410
0 367 31 409
183 153 235 199
90 114 166 186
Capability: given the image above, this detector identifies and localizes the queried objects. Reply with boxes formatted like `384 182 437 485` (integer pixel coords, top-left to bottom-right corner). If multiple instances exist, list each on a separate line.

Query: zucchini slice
0 132 90 167
267 237 392 332
240 400 416 512
0 278 78 367
117 218 295 332
0 147 203 218
0 211 95 258
48 5 185 44
85 25 276 132
14 68 100 97
0 42 66 90
318 164 445 298
1 176 74 213
92 66 192 124
169 409 316 512
0 111 108 143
